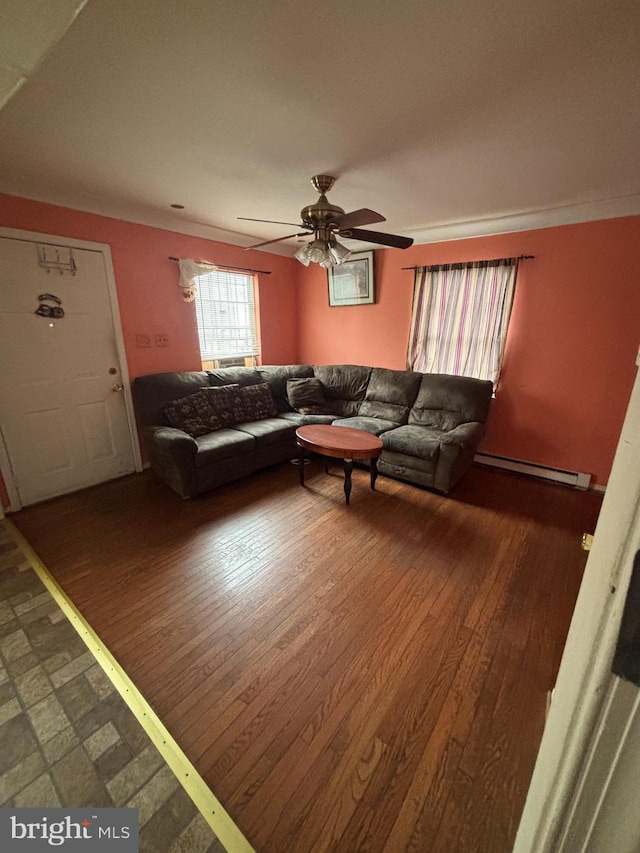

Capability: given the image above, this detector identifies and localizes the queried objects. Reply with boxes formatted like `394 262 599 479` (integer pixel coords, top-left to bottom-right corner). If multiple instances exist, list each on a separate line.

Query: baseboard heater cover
474 452 591 490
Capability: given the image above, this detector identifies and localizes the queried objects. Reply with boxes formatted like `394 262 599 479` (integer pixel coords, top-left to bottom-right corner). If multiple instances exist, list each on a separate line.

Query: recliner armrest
141 425 198 498
438 421 484 448
434 422 485 492
143 425 198 454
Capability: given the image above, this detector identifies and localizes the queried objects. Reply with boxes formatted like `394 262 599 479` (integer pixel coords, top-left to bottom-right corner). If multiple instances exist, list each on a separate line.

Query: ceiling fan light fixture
305 239 329 264
294 237 352 268
294 244 312 266
328 239 351 265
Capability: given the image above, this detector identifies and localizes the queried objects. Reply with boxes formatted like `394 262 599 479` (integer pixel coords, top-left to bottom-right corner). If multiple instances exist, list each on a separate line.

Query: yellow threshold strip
4 519 255 853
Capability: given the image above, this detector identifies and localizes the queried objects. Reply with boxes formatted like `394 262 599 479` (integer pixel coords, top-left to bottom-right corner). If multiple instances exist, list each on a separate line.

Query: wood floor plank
382 689 465 852
11 461 602 853
234 570 437 839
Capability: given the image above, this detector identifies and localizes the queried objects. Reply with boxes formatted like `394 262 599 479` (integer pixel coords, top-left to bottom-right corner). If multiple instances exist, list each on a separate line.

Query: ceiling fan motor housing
300 174 345 231
300 197 345 230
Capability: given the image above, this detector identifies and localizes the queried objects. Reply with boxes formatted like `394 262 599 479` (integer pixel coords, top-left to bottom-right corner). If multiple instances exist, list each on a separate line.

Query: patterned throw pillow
234 382 279 422
165 384 279 433
197 385 242 429
162 392 220 437
286 378 328 414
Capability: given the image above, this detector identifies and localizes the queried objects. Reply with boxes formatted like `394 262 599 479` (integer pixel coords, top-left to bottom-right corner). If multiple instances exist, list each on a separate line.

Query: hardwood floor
12 462 602 852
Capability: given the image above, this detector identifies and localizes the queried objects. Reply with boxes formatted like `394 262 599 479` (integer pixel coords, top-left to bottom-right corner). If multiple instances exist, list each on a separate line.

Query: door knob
112 383 124 392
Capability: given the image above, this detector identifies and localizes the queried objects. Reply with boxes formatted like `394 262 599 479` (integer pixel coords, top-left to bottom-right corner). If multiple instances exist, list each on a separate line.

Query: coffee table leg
343 458 353 505
297 445 305 485
371 457 379 490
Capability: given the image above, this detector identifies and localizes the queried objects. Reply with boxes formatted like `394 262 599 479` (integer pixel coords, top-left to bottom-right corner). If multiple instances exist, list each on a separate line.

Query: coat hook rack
37 243 77 275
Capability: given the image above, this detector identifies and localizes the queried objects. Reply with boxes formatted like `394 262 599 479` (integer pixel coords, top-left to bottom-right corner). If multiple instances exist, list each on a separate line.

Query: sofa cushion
409 374 493 431
194 428 255 467
286 378 328 414
258 365 315 411
232 418 296 447
332 416 398 437
278 411 337 426
381 425 442 463
358 367 422 424
207 366 262 387
312 364 372 417
162 391 220 437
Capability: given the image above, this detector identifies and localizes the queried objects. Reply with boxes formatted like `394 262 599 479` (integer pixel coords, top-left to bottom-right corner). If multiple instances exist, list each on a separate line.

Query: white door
0 235 136 506
514 358 640 852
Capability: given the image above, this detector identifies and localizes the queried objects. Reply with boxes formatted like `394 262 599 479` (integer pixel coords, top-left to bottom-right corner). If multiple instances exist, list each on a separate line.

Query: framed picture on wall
327 250 375 306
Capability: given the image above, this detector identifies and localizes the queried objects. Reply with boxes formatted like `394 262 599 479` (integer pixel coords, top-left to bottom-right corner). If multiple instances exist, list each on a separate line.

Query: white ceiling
0 0 88 108
0 0 639 256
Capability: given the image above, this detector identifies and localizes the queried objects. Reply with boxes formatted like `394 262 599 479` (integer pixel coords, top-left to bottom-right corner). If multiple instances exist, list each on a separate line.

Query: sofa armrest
143 425 198 452
438 421 484 448
434 421 485 492
142 425 198 498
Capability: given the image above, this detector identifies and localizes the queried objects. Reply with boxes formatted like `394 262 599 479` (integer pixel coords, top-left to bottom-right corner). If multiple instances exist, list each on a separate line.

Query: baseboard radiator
474 452 592 490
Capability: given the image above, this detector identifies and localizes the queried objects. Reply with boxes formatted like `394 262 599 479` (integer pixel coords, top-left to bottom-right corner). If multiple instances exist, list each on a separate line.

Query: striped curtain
407 258 518 388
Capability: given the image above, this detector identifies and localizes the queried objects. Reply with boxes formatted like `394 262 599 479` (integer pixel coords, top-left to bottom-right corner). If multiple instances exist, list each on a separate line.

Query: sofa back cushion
358 367 422 424
206 366 262 387
286 377 328 414
312 364 372 417
409 373 493 431
133 371 211 427
258 365 315 411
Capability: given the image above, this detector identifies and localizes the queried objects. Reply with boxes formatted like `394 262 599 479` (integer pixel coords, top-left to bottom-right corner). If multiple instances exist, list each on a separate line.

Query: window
407 257 519 388
193 269 259 362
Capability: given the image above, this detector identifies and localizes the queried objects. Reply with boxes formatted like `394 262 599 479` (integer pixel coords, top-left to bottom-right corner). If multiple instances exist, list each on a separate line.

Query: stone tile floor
0 521 225 852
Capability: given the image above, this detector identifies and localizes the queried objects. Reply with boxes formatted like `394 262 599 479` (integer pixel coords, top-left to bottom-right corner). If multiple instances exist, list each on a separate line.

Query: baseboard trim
474 453 592 490
4 519 254 853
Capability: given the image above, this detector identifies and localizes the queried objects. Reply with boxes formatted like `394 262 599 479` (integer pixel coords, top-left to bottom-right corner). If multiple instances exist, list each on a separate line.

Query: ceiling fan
239 175 413 268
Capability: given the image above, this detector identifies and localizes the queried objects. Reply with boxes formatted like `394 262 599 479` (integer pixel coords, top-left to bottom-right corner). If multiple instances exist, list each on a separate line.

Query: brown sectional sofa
132 364 493 499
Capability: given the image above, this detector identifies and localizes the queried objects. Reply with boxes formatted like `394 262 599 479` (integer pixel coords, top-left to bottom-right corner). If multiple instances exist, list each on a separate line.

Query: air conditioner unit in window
213 356 256 368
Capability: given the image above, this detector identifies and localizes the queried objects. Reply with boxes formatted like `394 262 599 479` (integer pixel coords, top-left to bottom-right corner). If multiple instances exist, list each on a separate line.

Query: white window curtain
177 258 216 302
408 258 519 388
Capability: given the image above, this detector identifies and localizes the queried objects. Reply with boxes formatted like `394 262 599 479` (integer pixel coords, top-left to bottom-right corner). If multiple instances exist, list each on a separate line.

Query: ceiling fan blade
334 208 386 229
339 228 414 249
245 232 307 250
238 217 311 229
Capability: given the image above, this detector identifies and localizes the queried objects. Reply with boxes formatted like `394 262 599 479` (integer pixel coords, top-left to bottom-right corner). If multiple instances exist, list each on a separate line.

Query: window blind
193 269 259 360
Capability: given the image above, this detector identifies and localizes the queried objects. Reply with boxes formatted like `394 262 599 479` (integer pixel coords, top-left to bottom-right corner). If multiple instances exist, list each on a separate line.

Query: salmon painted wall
0 193 301 374
0 193 301 507
297 216 640 486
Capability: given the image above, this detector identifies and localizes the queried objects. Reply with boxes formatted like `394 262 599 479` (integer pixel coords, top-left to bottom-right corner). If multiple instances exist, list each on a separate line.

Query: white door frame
0 227 142 512
514 356 640 852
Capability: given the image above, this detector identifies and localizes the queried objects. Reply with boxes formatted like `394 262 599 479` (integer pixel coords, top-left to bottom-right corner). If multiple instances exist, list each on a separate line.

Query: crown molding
403 194 640 246
4 190 640 259
0 190 295 257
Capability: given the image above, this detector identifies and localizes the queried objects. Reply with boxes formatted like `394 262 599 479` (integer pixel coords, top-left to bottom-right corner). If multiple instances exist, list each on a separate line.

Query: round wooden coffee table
295 424 383 505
